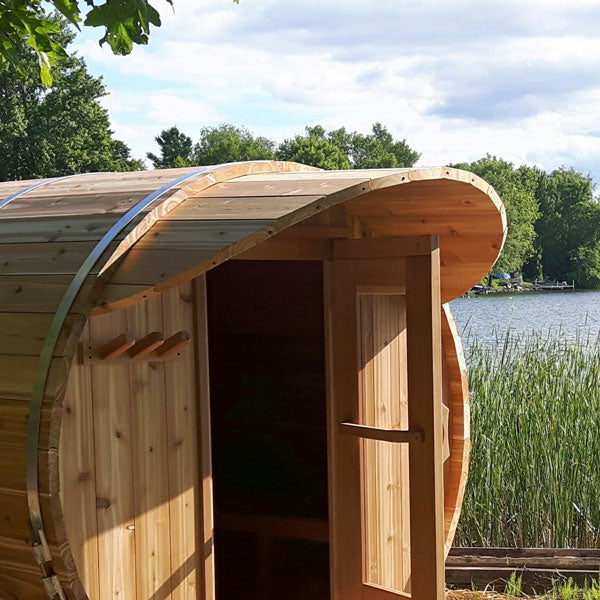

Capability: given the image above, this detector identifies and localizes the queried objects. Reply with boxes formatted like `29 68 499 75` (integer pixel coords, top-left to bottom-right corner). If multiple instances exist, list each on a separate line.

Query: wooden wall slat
60 322 101 600
162 283 200 600
127 296 173 600
89 310 137 600
192 276 215 600
358 294 411 592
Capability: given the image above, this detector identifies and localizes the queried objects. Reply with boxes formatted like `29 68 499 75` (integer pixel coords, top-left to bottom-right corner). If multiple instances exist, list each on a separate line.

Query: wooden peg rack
79 330 191 365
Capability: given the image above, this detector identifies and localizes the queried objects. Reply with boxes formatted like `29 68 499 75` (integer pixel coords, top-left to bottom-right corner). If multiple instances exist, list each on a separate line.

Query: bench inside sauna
0 163 506 600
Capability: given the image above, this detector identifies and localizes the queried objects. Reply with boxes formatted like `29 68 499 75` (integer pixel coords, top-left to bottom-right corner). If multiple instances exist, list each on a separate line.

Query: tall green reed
455 327 600 548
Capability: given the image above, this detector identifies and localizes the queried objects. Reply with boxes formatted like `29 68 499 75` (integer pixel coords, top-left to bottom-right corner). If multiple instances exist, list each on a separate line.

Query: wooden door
325 236 445 600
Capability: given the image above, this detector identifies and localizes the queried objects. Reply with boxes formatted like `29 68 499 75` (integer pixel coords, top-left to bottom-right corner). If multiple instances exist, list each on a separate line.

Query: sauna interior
207 260 329 599
0 163 506 600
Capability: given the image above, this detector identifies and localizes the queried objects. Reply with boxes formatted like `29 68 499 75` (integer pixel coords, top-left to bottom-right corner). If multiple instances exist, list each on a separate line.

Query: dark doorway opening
206 260 330 600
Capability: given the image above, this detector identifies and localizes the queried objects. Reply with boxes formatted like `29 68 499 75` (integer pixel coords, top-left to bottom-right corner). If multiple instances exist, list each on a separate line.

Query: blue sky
73 0 600 182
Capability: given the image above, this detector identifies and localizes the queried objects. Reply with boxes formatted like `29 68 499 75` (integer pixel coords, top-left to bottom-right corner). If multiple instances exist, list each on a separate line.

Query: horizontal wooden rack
79 330 191 365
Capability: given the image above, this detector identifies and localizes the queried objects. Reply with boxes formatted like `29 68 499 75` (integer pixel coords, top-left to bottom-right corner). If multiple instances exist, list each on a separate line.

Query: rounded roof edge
97 165 506 308
0 162 506 311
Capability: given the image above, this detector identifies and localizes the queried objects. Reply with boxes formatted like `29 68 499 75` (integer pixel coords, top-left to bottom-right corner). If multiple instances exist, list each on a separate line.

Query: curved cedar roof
0 161 506 314
0 161 505 599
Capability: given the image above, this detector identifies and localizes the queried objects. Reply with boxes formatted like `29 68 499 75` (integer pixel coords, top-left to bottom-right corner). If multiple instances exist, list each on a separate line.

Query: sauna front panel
59 283 202 600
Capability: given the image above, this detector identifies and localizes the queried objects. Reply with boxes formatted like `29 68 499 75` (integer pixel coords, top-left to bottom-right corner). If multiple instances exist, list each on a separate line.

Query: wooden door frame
324 236 445 600
192 275 216 600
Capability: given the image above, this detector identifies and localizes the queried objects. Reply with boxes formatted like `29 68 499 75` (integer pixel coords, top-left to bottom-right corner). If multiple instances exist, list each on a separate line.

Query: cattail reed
455 327 600 548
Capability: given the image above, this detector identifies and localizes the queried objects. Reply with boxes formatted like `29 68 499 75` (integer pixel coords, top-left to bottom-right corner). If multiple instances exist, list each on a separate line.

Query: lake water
450 290 600 348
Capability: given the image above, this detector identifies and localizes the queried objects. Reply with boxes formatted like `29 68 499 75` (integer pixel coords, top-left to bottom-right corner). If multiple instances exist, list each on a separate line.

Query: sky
73 0 600 182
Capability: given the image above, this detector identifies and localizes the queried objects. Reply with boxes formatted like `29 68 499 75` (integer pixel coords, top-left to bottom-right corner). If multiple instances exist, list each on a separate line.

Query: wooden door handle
339 422 424 443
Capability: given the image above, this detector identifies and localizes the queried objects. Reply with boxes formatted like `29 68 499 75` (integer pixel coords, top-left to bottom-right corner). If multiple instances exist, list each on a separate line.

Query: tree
0 15 143 181
535 168 600 287
348 122 420 168
452 156 540 274
193 124 276 165
277 123 420 170
277 125 351 170
1 0 241 84
147 126 193 168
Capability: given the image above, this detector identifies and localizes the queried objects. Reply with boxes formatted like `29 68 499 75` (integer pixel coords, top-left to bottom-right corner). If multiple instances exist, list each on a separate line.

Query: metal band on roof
0 172 102 209
23 166 217 599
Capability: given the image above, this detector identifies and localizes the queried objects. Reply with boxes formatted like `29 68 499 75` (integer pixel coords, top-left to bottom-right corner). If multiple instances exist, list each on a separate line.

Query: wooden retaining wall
446 547 600 591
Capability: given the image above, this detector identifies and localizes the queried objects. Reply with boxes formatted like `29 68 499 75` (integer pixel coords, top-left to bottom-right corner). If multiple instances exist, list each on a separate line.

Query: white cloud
74 0 600 180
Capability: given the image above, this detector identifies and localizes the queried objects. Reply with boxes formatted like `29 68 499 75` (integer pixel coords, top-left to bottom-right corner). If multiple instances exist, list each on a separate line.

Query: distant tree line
145 123 421 171
2 16 599 287
452 157 600 288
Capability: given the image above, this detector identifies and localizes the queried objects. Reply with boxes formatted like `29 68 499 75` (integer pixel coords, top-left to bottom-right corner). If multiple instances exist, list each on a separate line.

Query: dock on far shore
468 278 575 296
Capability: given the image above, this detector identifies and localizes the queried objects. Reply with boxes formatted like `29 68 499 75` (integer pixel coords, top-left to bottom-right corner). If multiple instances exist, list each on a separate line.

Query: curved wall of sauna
0 163 506 599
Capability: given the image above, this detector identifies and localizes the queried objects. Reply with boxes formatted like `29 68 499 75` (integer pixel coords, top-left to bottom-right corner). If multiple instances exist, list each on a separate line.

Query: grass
455 327 600 548
446 574 600 598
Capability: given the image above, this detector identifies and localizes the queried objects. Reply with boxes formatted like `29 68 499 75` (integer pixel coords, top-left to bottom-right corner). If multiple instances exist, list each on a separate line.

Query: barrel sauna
0 163 506 600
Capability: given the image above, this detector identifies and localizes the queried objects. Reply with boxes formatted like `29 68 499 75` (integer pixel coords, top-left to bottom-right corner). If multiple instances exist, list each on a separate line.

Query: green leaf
51 0 82 26
38 50 52 85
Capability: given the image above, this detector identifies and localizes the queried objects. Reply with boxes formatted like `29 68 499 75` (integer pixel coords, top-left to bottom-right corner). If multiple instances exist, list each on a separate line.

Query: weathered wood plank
0 214 138 244
133 219 274 249
182 178 367 198
163 194 325 221
0 313 84 356
0 274 100 314
0 398 54 449
0 445 50 495
106 247 225 286
0 355 68 402
0 490 55 541
0 241 118 276
0 534 69 578
232 170 400 182
446 566 600 591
